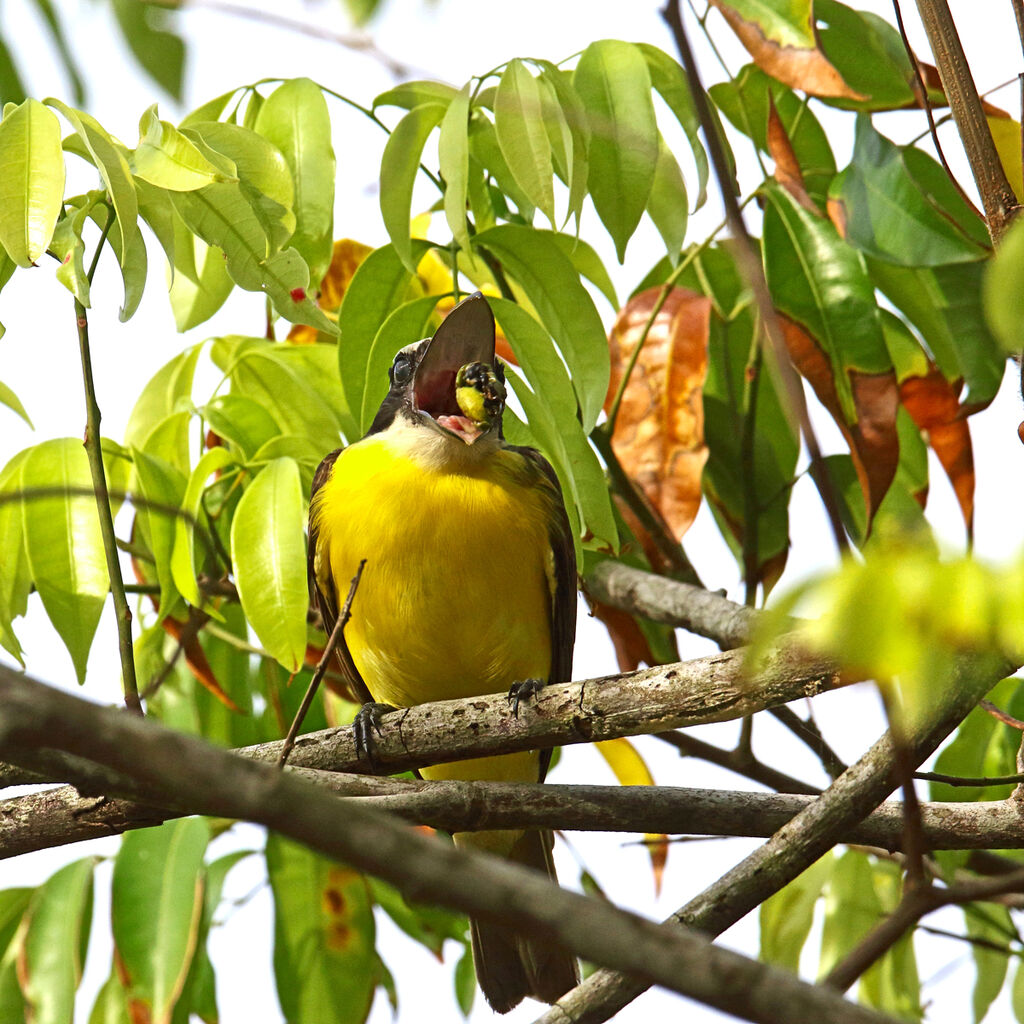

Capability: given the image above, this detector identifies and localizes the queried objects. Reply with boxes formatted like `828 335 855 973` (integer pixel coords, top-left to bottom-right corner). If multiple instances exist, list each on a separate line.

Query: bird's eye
392 354 413 386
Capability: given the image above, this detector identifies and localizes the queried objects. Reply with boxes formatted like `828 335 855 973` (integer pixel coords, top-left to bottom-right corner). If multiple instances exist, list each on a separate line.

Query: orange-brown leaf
162 614 242 713
589 600 656 672
780 315 899 525
767 97 816 212
606 287 711 539
710 0 864 100
899 367 975 536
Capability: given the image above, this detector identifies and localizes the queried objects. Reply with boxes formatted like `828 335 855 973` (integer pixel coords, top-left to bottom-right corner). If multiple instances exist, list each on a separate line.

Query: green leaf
873 258 1004 408
21 439 112 683
0 380 31 427
212 335 348 454
132 447 187 620
759 852 832 971
473 224 609 431
20 857 94 1024
831 117 989 266
201 394 281 459
709 63 834 204
0 38 26 106
379 102 446 273
439 83 473 255
490 299 616 548
374 80 458 111
168 214 233 331
230 457 307 671
544 230 618 309
110 0 185 99
89 975 131 1024
0 98 64 266
49 196 93 306
762 180 890 421
636 43 709 208
0 450 33 662
336 241 431 440
125 346 202 452
360 294 441 433
468 114 536 221
30 0 85 104
112 819 210 1024
647 137 688 263
254 78 336 286
967 905 1012 1023
366 878 466 957
574 40 658 261
455 945 476 1017
534 62 591 228
133 104 233 191
985 214 1024 357
171 446 237 606
180 89 238 129
266 834 377 1024
720 0 816 48
495 60 556 226
1012 959 1024 1023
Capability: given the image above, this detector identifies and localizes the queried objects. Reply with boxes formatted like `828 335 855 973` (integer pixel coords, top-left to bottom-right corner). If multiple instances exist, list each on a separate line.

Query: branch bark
0 666 903 1024
8 772 1024 862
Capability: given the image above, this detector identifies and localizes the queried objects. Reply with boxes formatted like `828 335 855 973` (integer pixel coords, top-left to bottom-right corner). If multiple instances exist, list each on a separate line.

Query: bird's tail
457 828 580 1014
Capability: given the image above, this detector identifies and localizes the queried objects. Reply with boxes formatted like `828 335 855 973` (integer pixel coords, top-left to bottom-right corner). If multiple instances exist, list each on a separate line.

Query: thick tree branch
583 560 760 648
537 650 1016 1024
0 668 902 1024
10 773 1024 861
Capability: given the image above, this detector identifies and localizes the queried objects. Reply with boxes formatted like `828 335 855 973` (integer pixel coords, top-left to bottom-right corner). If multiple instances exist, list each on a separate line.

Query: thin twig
75 208 140 714
277 559 366 769
660 0 850 555
980 698 1024 730
768 704 848 780
915 770 1024 787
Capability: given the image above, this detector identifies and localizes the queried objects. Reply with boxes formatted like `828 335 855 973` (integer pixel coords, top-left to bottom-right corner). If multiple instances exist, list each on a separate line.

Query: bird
307 292 580 1012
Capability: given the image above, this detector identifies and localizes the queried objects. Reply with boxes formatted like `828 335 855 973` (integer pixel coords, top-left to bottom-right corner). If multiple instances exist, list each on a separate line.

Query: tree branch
0 667 903 1024
914 0 1021 241
11 773 1024 862
536 649 1016 1024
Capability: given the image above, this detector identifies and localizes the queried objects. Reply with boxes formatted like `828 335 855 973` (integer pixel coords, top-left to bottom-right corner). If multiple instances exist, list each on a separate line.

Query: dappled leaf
710 0 863 101
266 835 376 1024
112 819 209 1024
606 286 711 539
18 857 94 1024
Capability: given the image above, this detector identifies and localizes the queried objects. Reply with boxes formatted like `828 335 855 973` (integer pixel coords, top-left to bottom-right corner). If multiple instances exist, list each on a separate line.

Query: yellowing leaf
987 115 1022 203
595 738 668 895
710 0 864 101
606 287 711 539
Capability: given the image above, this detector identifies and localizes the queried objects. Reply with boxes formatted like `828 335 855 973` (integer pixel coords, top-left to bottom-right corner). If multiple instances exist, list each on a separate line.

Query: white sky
2 1 1024 1022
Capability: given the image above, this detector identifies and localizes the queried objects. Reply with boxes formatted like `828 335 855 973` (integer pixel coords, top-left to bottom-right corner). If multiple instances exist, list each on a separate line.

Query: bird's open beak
413 293 497 444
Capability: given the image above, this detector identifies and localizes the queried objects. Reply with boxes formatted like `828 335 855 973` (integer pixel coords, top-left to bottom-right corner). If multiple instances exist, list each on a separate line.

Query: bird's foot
507 677 546 718
353 702 396 767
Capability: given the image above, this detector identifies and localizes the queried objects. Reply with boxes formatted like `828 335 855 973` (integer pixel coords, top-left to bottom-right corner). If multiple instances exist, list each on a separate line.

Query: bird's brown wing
507 444 577 782
307 449 374 706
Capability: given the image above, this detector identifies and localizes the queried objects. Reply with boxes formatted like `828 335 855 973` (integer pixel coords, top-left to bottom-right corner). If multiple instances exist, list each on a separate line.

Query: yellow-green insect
455 361 506 425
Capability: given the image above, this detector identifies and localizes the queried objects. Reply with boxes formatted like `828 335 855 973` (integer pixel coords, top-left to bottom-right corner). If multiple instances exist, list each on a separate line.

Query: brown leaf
710 0 864 100
899 367 975 537
162 612 243 713
287 238 373 344
589 600 656 672
779 315 899 525
767 97 816 212
606 287 711 539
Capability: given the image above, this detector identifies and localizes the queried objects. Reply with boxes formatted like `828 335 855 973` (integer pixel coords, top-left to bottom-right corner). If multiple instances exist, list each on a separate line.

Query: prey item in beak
413 293 499 444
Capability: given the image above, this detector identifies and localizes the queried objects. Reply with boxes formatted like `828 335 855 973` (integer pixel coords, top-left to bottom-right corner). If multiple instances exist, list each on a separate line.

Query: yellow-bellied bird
308 293 579 1012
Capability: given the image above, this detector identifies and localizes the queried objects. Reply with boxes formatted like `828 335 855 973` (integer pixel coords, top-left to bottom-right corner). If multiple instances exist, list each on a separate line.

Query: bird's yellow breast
313 423 555 710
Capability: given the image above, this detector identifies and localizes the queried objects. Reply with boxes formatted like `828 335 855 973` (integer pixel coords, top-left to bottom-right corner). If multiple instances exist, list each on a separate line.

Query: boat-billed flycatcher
307 293 579 1012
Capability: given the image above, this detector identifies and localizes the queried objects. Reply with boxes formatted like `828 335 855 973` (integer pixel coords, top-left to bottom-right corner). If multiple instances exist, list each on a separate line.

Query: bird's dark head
368 292 506 445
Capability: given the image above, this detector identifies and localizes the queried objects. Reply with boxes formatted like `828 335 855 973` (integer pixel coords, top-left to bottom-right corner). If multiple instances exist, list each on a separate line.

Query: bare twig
277 559 366 768
981 698 1024 731
915 770 1024 787
768 704 848 780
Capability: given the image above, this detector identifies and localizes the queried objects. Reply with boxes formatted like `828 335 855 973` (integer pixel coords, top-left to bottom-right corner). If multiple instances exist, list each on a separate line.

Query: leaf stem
75 207 141 714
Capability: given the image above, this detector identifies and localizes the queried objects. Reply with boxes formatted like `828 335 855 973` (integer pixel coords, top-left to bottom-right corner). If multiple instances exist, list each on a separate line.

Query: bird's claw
353 702 396 767
506 677 546 718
